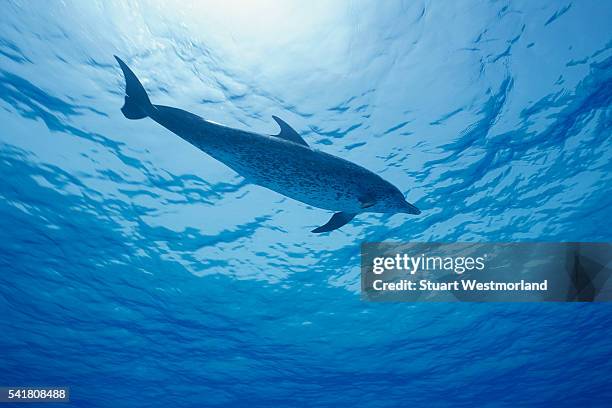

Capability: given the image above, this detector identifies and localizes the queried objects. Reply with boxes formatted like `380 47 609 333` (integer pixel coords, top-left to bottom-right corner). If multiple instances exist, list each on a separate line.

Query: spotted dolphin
114 56 420 233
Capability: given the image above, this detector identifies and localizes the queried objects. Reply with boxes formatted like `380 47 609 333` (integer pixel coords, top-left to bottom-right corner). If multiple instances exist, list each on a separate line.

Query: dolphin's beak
404 201 421 215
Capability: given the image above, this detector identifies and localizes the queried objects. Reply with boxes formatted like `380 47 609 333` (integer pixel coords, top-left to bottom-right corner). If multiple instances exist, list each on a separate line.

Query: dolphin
114 56 420 233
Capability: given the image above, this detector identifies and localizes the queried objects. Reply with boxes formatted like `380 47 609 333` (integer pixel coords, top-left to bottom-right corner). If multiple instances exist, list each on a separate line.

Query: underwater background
1 0 612 406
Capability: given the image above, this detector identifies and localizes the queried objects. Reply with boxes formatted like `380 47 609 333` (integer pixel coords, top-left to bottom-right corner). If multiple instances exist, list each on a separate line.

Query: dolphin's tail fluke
114 55 155 120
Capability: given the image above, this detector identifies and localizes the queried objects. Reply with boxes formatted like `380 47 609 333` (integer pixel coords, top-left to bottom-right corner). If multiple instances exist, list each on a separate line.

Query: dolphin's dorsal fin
272 116 309 147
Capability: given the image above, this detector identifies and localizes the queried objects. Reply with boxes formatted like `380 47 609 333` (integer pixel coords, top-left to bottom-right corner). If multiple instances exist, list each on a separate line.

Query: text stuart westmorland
371 279 548 292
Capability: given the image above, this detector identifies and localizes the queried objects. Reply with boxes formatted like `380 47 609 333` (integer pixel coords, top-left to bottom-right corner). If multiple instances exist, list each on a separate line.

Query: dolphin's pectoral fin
312 212 357 233
272 116 310 147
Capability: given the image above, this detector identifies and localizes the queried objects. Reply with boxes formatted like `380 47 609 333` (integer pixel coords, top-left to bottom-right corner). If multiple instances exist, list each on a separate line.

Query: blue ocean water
1 0 612 406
